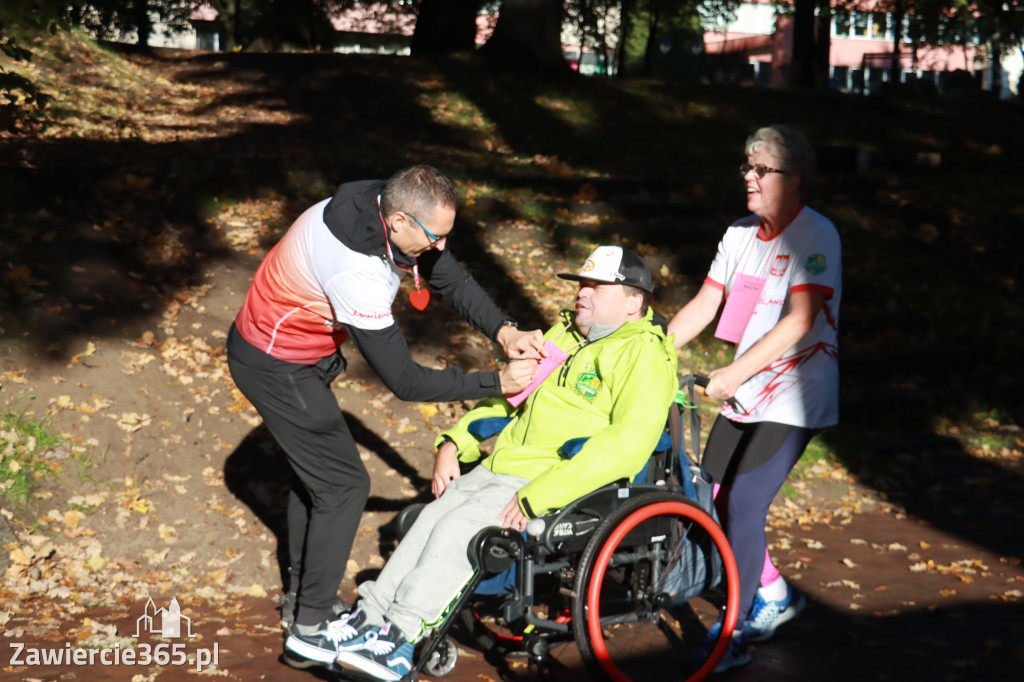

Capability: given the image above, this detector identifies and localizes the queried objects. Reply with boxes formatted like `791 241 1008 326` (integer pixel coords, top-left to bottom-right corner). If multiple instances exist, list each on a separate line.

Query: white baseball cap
558 246 655 293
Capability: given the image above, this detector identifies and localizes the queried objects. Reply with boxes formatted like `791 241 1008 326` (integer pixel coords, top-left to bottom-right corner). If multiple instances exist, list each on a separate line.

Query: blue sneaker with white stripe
336 622 414 681
744 583 806 642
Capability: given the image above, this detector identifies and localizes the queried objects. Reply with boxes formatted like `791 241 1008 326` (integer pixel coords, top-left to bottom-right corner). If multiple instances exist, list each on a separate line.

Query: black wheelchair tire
570 491 740 682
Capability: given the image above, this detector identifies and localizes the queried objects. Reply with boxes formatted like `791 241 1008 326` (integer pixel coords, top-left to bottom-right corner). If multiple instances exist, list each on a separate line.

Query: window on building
852 12 868 37
870 13 888 40
834 10 851 37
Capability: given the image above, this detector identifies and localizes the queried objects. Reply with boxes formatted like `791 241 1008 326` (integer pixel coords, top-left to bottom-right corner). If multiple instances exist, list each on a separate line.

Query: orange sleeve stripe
791 283 834 298
705 276 725 291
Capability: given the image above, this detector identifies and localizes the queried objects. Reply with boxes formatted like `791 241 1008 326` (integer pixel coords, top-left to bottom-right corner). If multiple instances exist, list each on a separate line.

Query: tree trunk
232 0 242 50
260 0 316 50
990 40 1002 95
889 0 904 91
411 0 481 55
479 0 568 72
815 0 831 88
616 0 636 77
788 0 816 87
206 0 238 51
641 10 661 77
133 0 152 50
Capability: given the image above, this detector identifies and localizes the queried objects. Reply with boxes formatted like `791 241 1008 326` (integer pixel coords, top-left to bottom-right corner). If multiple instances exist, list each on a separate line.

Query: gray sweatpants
357 466 529 640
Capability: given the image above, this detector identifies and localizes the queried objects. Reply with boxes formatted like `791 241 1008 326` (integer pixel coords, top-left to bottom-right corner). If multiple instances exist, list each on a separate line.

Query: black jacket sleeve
346 323 502 402
419 250 509 340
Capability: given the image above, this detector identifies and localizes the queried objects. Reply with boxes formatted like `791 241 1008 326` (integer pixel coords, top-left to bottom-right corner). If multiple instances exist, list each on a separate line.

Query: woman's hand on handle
707 366 743 401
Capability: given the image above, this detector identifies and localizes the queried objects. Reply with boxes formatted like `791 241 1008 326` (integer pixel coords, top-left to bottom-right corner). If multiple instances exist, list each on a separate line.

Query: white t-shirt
706 206 841 428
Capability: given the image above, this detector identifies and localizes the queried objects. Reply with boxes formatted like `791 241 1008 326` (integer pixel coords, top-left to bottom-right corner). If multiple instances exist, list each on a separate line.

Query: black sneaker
336 622 414 681
283 609 367 666
279 593 352 629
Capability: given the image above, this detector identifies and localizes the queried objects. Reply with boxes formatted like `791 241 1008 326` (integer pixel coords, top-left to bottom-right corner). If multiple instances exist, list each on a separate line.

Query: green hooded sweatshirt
435 308 678 518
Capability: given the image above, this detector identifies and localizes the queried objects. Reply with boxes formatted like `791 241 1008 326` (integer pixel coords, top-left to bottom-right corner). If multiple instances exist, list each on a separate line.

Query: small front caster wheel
423 635 459 677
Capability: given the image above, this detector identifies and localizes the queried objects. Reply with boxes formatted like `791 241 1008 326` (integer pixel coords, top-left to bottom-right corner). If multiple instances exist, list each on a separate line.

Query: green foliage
0 411 63 508
616 0 706 79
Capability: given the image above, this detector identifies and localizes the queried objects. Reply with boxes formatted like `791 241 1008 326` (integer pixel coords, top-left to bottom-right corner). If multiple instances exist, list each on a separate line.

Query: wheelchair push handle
678 373 746 413
678 373 710 391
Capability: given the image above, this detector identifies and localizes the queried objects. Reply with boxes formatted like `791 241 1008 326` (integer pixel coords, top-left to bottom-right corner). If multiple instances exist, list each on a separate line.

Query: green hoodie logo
575 364 601 400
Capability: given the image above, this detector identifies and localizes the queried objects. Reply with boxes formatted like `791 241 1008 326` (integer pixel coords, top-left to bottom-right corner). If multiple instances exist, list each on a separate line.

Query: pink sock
760 548 780 587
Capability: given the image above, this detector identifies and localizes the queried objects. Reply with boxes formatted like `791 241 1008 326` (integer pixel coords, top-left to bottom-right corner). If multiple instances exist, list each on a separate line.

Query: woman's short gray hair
745 125 817 189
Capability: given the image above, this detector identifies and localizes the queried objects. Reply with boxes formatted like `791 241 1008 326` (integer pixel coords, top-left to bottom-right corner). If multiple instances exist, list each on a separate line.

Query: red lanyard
378 196 430 310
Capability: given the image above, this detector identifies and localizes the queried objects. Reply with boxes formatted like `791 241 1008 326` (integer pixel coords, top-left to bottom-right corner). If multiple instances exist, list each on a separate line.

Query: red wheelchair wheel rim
584 500 740 682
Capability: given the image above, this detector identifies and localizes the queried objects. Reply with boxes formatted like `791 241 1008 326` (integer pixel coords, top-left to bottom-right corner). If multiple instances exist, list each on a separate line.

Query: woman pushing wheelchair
668 124 841 673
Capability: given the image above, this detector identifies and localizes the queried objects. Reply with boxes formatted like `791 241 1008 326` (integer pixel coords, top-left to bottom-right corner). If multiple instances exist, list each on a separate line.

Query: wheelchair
390 375 740 682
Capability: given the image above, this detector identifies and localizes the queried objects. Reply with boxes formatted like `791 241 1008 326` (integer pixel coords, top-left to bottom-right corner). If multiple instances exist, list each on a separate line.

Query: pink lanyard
377 196 430 310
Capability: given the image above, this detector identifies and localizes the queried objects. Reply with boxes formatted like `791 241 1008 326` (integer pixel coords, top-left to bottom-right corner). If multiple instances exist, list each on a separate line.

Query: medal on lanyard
378 197 430 310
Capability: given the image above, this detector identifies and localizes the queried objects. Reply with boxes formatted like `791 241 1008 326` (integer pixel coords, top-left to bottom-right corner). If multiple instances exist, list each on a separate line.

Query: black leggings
227 351 370 610
703 416 816 626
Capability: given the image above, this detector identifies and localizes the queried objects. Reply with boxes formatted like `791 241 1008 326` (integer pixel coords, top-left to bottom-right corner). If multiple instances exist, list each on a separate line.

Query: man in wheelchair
290 246 679 681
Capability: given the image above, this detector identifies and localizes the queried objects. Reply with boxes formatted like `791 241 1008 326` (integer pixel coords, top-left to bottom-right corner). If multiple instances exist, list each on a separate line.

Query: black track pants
227 351 370 609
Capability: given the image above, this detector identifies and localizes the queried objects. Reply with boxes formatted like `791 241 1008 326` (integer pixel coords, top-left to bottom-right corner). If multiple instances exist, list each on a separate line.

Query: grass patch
0 411 63 507
965 431 1016 455
779 435 840 500
791 435 836 479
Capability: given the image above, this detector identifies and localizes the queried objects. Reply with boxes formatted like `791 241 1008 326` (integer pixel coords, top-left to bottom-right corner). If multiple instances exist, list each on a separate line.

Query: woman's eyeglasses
740 163 787 178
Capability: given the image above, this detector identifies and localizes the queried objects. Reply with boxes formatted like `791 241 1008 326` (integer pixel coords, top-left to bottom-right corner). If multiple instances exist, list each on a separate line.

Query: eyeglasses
402 212 445 246
740 163 787 179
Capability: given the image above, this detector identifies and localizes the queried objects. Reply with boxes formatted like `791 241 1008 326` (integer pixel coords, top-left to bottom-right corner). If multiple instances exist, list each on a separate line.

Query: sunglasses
402 212 445 246
740 163 788 179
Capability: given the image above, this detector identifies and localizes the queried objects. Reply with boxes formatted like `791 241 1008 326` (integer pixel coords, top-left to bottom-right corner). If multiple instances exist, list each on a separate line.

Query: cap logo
581 259 597 273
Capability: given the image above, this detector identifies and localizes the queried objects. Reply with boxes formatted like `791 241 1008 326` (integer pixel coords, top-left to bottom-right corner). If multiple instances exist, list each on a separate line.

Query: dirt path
5 491 1022 681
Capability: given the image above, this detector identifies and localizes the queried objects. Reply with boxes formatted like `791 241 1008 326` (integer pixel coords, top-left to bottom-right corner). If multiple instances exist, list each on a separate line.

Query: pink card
714 273 766 343
506 341 569 407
